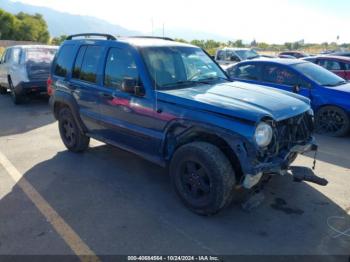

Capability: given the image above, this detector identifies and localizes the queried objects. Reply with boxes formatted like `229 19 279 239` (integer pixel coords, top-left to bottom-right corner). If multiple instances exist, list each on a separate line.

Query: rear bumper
14 81 47 95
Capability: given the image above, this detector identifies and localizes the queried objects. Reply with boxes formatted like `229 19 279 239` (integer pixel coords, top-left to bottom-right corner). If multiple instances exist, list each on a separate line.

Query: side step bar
289 166 328 186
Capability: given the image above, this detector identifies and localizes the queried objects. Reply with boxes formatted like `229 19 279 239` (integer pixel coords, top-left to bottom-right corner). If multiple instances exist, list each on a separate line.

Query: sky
12 0 350 43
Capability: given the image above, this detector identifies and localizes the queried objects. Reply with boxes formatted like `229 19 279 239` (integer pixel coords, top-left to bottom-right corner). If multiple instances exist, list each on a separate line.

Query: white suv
0 45 58 104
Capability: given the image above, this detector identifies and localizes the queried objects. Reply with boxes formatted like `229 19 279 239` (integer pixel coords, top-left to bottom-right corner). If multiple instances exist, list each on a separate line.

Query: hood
158 81 310 123
324 82 350 93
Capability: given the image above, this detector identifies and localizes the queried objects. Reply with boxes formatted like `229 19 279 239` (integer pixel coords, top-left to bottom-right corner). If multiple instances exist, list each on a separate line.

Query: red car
303 55 350 80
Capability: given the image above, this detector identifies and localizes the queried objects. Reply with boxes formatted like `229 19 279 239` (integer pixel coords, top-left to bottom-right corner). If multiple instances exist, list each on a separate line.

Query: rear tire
0 85 7 95
316 106 350 137
8 78 23 105
170 142 236 216
58 107 90 152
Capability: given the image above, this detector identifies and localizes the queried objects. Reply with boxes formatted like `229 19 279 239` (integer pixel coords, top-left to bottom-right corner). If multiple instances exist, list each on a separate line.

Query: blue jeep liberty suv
49 34 327 215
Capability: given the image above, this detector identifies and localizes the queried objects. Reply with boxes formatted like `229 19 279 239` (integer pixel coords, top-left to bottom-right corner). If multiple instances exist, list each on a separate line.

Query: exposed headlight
254 122 273 148
308 109 314 116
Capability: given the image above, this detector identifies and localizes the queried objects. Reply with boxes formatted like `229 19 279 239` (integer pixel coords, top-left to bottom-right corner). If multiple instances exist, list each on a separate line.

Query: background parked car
303 55 350 80
279 51 308 59
278 54 297 59
215 48 260 67
330 51 350 57
0 45 58 104
226 59 350 137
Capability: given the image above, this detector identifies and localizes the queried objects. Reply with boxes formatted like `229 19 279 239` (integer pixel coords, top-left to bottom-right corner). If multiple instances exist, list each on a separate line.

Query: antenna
154 60 159 113
151 18 154 36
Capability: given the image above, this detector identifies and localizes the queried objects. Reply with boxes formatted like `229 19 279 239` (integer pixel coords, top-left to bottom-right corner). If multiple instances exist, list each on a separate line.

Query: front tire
58 107 90 152
170 142 236 215
316 106 350 137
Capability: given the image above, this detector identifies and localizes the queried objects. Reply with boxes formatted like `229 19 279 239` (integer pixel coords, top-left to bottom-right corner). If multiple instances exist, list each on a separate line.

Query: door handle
99 92 114 99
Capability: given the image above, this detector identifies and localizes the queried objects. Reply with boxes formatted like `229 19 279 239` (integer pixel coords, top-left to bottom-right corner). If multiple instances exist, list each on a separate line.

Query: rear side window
4 49 12 63
72 46 87 79
54 45 75 77
234 64 260 80
262 65 299 86
104 48 139 89
76 46 103 83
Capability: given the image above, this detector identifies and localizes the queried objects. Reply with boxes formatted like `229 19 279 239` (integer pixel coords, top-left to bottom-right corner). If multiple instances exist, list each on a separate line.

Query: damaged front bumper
241 138 328 189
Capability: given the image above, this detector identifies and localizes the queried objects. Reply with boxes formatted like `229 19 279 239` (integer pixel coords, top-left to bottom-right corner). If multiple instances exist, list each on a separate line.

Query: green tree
0 9 50 43
190 39 205 49
51 35 67 45
257 42 269 49
15 12 50 43
0 9 17 39
233 39 244 47
284 42 293 50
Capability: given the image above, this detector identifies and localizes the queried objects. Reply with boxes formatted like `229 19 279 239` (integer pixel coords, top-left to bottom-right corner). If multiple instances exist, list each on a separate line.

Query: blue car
226 59 350 136
49 34 324 215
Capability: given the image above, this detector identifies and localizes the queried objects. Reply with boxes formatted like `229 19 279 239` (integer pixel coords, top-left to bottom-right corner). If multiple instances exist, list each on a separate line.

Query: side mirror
292 84 301 93
121 77 144 96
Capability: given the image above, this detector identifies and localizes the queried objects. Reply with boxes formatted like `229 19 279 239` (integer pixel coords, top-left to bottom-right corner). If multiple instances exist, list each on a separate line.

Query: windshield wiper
198 76 231 82
161 80 210 88
324 80 346 87
247 55 260 60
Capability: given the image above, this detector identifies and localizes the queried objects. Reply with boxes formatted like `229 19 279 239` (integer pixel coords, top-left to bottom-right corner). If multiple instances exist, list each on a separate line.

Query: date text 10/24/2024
127 256 220 261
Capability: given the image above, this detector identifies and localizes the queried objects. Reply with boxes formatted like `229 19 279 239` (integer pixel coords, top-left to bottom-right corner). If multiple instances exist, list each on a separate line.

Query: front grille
265 112 314 158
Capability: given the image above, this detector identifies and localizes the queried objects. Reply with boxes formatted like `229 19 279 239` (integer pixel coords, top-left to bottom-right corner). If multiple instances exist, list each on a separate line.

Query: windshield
235 49 259 60
25 48 57 63
292 62 346 86
141 46 228 89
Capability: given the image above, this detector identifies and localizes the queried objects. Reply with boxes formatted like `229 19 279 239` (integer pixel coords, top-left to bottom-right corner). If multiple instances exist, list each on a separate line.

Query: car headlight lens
254 122 273 147
308 108 314 116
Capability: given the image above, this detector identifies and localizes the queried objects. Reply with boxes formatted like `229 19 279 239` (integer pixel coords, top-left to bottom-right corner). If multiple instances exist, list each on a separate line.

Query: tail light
47 76 53 96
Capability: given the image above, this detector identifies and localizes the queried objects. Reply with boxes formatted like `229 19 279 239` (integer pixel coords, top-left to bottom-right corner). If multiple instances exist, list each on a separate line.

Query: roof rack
127 36 174 41
66 33 116 41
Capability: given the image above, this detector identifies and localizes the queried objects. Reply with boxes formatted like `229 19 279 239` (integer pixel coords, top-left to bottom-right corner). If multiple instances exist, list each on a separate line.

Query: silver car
0 45 58 104
215 48 261 68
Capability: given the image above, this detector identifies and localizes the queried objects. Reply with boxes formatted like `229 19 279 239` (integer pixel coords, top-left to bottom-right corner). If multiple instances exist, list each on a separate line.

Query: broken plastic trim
289 166 328 186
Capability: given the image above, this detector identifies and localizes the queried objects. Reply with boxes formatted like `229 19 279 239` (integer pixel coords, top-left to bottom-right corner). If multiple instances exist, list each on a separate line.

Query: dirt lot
0 94 349 259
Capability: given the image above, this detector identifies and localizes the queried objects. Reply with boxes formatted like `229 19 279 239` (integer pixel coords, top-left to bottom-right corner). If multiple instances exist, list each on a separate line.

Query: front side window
141 46 227 89
216 50 225 60
319 59 342 71
235 49 259 60
226 51 240 62
104 48 139 89
234 64 260 80
78 46 103 83
262 65 299 86
11 48 21 64
292 62 346 87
